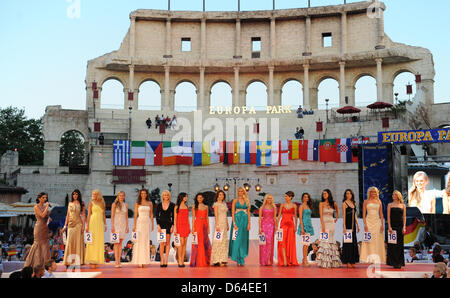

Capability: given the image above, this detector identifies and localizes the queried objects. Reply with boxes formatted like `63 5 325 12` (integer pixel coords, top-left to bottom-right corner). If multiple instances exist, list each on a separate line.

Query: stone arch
392 70 417 102
244 78 268 91
354 75 377 107
281 79 304 108
174 80 198 112
246 80 268 110
207 79 233 94
174 79 199 91
390 68 417 85
351 72 376 88
59 130 87 167
210 81 232 108
100 78 125 109
138 79 162 110
313 74 340 89
317 77 340 110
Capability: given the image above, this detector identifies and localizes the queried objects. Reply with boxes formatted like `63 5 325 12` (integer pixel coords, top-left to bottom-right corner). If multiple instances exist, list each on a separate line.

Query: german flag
404 217 426 244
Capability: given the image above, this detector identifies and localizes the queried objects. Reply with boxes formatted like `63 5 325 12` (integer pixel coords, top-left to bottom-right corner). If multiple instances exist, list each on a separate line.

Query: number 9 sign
232 228 238 241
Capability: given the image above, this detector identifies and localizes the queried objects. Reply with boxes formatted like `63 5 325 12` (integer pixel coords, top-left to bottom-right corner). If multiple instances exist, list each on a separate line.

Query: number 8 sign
214 231 223 242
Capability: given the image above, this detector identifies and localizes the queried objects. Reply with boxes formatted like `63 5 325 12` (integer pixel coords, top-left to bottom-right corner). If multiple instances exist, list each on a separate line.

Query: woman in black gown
341 189 360 268
156 190 175 267
387 190 406 269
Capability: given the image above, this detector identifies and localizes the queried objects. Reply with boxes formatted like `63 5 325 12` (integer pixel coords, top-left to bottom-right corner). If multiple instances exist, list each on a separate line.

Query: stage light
255 184 262 192
223 183 230 191
243 183 251 192
214 183 220 192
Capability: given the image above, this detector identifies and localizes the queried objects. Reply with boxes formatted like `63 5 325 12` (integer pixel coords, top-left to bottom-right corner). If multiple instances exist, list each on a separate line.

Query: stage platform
51 241 435 279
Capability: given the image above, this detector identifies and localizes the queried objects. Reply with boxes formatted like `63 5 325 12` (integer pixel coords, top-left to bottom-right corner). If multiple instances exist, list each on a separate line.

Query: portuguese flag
319 139 337 162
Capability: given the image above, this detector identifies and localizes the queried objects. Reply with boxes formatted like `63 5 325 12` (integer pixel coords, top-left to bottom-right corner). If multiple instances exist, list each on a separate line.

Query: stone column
309 87 318 109
129 16 136 60
164 66 171 111
233 66 240 106
270 17 276 59
128 64 138 110
341 12 347 56
339 61 346 107
376 7 385 50
164 18 172 58
234 19 242 58
201 17 207 60
375 58 383 101
345 85 356 107
421 78 435 106
303 16 312 56
199 66 205 110
383 82 394 105
303 63 310 109
274 89 282 106
44 141 60 168
268 66 274 106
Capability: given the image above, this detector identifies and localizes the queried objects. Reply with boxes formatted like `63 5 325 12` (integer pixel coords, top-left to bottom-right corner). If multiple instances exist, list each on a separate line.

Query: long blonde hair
262 193 276 210
114 191 125 210
237 187 250 206
408 171 428 207
161 190 171 202
367 187 382 204
91 189 105 209
392 190 404 204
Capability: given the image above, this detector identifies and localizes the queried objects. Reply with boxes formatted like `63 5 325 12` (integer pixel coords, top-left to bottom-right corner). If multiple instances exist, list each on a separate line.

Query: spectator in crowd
123 241 133 262
51 247 62 263
170 115 177 130
308 242 319 261
33 265 45 278
295 127 305 140
146 118 152 129
98 133 105 145
296 105 303 118
165 115 170 128
424 262 447 278
408 248 419 263
43 259 56 278
21 266 33 279
9 271 22 279
420 226 437 249
155 115 160 129
432 243 445 263
413 241 423 252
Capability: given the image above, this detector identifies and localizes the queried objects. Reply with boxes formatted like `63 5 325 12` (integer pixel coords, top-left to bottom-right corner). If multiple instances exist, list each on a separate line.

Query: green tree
0 107 44 165
59 130 85 166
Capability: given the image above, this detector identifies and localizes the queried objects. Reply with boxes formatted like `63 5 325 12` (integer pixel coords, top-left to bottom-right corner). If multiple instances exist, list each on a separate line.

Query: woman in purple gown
259 194 277 266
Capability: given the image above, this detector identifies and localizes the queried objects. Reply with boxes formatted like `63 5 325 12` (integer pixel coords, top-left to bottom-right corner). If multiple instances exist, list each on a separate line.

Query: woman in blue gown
229 187 250 266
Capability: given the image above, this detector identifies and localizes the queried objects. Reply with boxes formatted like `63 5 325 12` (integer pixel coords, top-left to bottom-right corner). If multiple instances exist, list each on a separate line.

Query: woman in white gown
132 189 154 268
360 187 386 264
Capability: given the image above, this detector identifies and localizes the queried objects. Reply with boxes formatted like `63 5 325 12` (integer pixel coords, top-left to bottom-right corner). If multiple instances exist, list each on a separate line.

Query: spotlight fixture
223 183 230 191
255 184 262 192
214 183 220 192
243 183 251 192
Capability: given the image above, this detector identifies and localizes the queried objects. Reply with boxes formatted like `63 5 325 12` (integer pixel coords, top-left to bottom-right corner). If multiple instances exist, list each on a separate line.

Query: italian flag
131 141 146 166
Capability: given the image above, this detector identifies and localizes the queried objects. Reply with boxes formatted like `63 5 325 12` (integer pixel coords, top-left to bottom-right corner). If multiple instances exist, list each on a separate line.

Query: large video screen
408 170 449 214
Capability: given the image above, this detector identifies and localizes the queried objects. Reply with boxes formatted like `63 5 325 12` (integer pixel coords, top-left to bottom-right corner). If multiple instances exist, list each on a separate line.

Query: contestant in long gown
386 191 406 268
25 193 51 268
85 202 105 265
132 205 151 265
210 197 229 266
341 191 359 266
260 206 275 266
190 208 212 267
360 188 386 264
317 206 342 268
229 188 250 266
63 195 85 266
277 206 299 266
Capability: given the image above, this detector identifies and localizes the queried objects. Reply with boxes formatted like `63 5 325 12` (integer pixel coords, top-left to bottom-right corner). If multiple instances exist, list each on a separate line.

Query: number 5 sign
157 229 167 243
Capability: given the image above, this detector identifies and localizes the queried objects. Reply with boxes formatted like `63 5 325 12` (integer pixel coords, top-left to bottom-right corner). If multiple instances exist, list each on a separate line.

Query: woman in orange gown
190 193 212 267
276 191 299 266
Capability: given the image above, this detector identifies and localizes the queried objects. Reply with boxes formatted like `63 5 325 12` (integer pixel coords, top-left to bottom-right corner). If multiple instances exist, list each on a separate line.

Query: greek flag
113 140 130 166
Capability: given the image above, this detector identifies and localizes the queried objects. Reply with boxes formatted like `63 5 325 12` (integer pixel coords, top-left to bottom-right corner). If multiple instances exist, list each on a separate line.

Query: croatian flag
337 138 358 163
307 139 319 161
113 140 130 166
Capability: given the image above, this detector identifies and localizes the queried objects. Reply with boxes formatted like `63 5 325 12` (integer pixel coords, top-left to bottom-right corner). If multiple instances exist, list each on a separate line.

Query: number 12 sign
301 234 311 245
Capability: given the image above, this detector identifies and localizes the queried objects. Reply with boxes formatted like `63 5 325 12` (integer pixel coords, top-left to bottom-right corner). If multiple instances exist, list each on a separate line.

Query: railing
409 155 450 163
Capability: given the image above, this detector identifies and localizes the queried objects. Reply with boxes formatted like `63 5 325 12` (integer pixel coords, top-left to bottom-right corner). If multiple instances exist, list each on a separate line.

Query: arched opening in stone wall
355 75 377 107
317 78 339 110
59 130 86 167
282 80 303 108
246 81 267 111
100 78 124 109
393 71 416 103
174 81 197 112
138 80 161 110
210 82 232 109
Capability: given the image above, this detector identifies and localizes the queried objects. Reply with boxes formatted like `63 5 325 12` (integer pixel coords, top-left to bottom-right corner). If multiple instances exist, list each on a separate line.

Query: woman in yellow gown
85 190 107 268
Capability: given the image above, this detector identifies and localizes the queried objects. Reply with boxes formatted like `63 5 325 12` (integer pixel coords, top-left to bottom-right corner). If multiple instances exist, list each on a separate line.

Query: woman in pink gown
259 194 277 266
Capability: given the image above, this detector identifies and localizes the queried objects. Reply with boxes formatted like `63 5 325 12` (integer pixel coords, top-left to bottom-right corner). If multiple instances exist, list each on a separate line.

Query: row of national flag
113 138 363 167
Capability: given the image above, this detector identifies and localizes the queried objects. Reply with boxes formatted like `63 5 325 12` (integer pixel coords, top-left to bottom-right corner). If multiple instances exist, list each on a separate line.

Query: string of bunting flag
112 138 369 167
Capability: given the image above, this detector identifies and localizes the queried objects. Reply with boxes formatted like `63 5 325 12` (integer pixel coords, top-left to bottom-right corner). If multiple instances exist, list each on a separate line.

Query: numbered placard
157 229 167 243
232 228 238 241
343 230 353 243
214 231 223 242
258 233 266 245
131 231 138 242
320 232 329 242
110 232 120 244
363 232 372 242
174 234 181 247
192 232 198 245
301 233 311 245
276 229 284 242
84 232 93 244
62 231 67 245
388 230 397 244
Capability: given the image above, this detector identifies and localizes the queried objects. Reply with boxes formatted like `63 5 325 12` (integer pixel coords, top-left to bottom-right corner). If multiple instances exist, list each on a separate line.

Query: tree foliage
0 107 44 165
59 130 85 166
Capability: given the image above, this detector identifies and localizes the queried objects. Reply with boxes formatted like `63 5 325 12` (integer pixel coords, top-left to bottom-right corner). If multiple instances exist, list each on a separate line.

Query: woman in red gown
276 191 299 266
190 193 212 267
174 192 190 267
